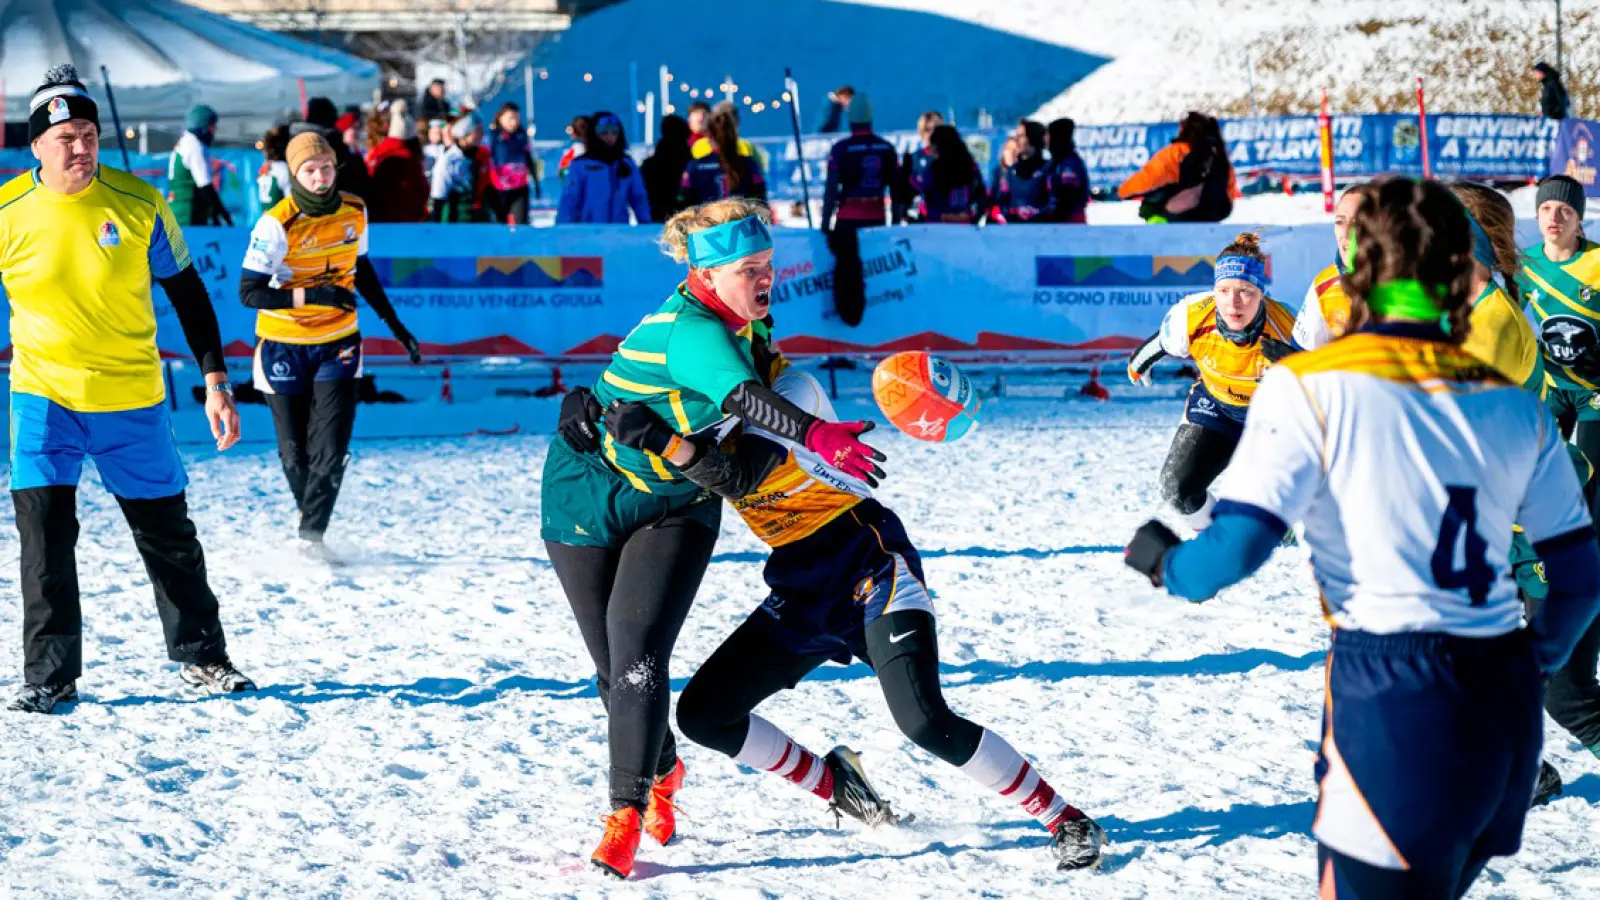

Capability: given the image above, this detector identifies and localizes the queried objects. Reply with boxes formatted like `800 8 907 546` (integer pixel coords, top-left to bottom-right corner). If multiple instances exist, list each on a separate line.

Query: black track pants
678 609 983 767
547 517 718 810
266 378 358 539
15 486 227 685
1159 422 1240 516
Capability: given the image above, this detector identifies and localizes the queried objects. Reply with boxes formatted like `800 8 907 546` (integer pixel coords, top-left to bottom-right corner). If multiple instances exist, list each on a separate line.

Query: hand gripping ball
871 351 981 442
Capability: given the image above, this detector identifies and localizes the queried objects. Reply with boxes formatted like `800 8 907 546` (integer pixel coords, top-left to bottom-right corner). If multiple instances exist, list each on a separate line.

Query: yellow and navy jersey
733 370 872 547
1519 240 1600 391
1290 263 1351 350
1461 282 1544 395
1215 325 1588 637
1147 292 1297 408
241 193 369 345
0 166 191 412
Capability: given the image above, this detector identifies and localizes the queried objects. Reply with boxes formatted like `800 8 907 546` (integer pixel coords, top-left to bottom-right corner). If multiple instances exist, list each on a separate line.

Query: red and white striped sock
733 714 835 801
959 729 1082 832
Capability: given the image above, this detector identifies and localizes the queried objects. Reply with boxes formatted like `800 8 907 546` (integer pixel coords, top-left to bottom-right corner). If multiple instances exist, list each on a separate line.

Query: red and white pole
1416 77 1432 179
1318 87 1335 213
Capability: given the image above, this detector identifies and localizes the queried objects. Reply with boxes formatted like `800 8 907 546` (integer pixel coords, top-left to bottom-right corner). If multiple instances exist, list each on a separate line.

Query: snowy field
0 377 1597 899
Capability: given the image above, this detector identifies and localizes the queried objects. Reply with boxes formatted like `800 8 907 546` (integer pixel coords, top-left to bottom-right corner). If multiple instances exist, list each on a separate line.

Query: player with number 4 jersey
1125 179 1600 900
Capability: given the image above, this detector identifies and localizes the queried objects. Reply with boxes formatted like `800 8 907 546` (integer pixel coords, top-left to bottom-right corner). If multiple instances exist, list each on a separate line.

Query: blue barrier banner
1549 118 1600 197
1427 114 1559 178
3 222 1348 364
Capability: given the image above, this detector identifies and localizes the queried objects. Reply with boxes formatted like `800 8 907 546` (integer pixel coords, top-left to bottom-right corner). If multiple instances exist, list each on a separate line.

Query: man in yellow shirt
2 65 254 714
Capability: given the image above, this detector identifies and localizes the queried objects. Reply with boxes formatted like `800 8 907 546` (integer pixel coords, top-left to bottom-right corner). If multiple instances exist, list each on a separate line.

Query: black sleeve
198 184 232 226
239 271 354 311
678 432 788 500
156 265 227 375
721 380 819 444
1128 331 1168 377
354 255 404 330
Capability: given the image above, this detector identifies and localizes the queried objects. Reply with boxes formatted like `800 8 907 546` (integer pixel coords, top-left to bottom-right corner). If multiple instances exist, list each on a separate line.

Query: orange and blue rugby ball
871 351 981 443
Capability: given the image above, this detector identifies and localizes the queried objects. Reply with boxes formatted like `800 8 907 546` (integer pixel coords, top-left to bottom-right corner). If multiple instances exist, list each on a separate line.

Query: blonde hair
659 198 773 265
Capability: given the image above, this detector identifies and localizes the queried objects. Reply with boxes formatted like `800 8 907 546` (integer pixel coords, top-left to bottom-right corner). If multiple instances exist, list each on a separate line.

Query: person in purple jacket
897 111 942 222
919 125 988 224
820 93 902 231
557 111 650 225
1043 118 1091 224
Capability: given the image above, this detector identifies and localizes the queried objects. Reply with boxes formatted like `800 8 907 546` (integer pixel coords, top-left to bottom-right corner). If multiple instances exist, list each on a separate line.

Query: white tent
0 0 379 140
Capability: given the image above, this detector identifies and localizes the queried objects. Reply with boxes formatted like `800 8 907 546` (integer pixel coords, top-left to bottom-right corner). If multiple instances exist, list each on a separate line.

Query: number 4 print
1431 486 1495 606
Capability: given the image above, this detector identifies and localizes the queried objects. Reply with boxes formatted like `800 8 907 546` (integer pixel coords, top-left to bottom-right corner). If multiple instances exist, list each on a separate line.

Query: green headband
1344 226 1447 321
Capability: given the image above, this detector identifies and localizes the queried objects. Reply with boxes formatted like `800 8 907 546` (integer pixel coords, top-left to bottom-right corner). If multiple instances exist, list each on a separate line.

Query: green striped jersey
592 286 764 495
1520 240 1600 391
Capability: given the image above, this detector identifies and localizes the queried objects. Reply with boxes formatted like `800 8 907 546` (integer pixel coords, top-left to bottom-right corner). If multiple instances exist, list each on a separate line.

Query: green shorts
1543 385 1600 426
540 439 721 548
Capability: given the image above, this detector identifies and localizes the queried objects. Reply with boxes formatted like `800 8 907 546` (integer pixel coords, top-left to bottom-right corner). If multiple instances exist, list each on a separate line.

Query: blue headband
1214 254 1268 291
1463 209 1498 272
686 215 773 268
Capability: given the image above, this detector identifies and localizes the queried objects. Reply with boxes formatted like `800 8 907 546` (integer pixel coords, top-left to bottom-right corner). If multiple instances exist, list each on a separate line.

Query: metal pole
784 68 815 229
724 72 734 105
659 65 670 117
629 61 640 139
524 64 534 134
99 66 131 171
644 92 655 145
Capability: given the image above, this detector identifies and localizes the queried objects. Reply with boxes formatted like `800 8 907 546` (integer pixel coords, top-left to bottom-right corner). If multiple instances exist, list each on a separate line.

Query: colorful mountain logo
1035 255 1247 288
372 256 603 289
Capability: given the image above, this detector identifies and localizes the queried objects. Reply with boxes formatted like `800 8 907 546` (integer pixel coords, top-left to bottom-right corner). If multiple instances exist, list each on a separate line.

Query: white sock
734 714 830 797
959 729 1079 831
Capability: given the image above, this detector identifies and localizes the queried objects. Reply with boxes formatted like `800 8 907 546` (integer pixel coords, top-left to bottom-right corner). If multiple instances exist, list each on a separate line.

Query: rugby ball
871 351 981 443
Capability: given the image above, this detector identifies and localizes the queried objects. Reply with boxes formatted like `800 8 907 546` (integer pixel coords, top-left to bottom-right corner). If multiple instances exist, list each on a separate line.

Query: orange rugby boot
590 806 643 879
644 759 686 845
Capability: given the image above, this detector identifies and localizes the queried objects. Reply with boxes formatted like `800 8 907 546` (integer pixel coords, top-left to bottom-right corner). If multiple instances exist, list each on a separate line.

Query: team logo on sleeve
1541 315 1598 367
46 97 70 124
96 221 120 247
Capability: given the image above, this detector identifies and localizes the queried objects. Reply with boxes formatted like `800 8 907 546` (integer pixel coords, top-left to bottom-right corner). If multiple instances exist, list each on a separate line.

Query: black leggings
1545 418 1600 749
547 518 718 810
1159 422 1239 516
677 608 984 768
265 379 358 540
488 186 530 225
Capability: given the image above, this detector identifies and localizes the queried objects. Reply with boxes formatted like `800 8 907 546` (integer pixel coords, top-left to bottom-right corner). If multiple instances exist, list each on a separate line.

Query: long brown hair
1449 181 1521 305
708 103 743 191
1341 178 1475 343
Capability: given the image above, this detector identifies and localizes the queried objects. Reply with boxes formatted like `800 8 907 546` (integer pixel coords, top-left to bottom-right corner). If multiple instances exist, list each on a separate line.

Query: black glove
391 324 423 364
1259 337 1297 364
604 400 680 457
557 388 603 453
1125 520 1182 587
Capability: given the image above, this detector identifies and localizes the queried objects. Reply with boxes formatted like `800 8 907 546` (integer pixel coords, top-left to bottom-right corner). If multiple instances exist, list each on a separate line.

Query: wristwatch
208 381 235 396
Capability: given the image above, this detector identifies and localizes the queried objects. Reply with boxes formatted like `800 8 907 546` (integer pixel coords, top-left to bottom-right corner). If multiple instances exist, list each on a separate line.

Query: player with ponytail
1127 231 1299 533
544 197 884 879
599 337 1106 872
1126 177 1600 900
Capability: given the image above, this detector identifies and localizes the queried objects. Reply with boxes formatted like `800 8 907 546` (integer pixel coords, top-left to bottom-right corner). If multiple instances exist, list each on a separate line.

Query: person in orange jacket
1118 112 1240 223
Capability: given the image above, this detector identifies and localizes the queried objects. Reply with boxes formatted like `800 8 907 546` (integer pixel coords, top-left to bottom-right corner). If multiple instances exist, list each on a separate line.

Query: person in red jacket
364 101 429 223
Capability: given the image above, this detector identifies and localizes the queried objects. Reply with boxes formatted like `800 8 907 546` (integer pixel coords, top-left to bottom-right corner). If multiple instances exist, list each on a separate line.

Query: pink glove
804 420 887 487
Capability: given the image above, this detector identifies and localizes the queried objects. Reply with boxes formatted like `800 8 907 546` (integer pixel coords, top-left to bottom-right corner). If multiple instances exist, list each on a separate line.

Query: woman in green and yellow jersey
1517 173 1600 792
1449 182 1544 393
543 198 885 878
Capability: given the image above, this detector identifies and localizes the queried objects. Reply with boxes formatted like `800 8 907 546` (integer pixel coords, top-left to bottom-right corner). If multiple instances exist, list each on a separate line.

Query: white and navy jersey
1213 325 1590 636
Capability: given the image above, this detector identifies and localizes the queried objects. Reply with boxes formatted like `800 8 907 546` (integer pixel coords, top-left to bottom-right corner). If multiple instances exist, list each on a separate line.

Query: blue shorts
1184 383 1246 438
9 393 187 499
746 500 935 665
1314 628 1542 875
252 334 363 395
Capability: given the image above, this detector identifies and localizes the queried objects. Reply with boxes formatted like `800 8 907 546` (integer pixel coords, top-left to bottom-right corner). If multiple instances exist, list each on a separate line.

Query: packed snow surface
0 377 1596 898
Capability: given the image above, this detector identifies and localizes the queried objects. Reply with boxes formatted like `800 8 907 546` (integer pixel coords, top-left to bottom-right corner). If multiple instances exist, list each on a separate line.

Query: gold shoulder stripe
640 313 678 325
618 347 668 365
602 370 671 395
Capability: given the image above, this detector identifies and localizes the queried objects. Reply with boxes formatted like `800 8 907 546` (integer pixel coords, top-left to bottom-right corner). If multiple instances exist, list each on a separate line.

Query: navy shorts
8 392 187 499
1314 628 1542 876
745 500 935 665
1184 383 1246 439
252 334 362 395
